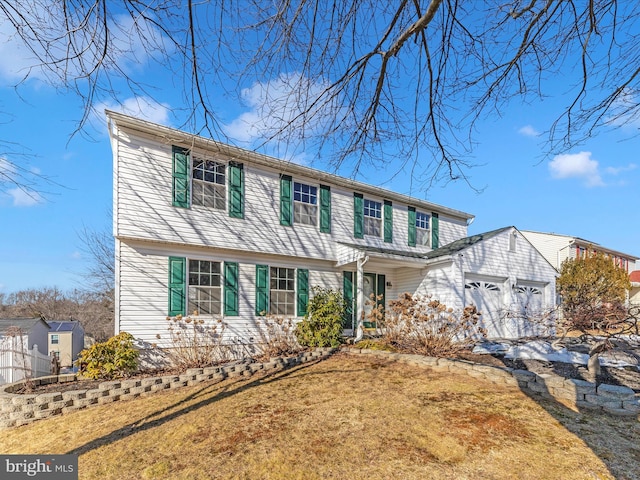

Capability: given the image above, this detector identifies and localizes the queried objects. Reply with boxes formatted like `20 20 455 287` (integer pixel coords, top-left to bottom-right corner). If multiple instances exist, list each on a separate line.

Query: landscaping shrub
295 286 345 347
383 292 486 357
255 314 301 358
77 332 139 379
159 313 230 369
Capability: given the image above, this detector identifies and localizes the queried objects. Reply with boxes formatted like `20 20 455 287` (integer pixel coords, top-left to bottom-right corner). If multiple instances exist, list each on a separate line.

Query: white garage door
515 284 544 317
464 280 505 338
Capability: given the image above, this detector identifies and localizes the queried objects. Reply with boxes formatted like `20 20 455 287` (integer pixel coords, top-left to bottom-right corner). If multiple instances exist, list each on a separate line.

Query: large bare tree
1 1 639 190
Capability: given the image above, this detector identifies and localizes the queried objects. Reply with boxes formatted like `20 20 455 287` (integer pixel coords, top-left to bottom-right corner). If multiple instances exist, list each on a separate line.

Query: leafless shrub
159 312 231 369
382 292 486 357
255 314 302 359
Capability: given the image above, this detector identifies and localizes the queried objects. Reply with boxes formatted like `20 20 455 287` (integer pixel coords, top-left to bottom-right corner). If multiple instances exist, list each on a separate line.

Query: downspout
354 255 370 343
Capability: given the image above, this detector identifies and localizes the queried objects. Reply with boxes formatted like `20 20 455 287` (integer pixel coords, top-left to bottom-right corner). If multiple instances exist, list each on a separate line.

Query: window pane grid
188 260 222 315
270 267 295 315
192 158 226 210
363 199 382 236
294 182 317 204
415 212 429 229
364 199 381 218
294 182 318 225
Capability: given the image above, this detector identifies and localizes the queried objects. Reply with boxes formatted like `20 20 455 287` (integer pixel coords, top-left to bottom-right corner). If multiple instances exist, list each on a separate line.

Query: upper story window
51 334 59 345
192 157 226 210
188 259 222 315
363 199 382 237
293 182 318 226
415 211 430 246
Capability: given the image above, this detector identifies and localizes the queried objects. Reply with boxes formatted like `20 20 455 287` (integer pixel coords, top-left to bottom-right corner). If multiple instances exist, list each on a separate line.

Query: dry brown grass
1 353 638 479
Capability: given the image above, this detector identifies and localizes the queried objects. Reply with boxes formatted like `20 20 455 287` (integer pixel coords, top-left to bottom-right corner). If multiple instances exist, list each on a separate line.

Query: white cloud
518 125 540 137
94 96 171 130
549 152 638 187
223 72 339 161
7 187 43 207
0 7 168 85
70 251 82 260
605 163 637 175
548 151 604 187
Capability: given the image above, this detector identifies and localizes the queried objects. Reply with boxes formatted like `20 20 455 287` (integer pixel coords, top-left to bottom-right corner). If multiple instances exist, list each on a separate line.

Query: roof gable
423 227 512 259
0 318 50 335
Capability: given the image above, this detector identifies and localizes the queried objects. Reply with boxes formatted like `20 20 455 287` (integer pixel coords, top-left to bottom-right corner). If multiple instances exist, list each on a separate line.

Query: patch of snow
472 341 511 355
505 340 589 365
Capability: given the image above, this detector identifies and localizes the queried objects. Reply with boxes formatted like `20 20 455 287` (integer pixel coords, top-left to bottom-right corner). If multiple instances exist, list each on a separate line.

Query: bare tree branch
1 1 639 192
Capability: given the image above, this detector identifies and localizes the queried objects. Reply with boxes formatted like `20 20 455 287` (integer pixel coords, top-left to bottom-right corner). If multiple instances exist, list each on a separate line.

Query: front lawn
0 353 637 479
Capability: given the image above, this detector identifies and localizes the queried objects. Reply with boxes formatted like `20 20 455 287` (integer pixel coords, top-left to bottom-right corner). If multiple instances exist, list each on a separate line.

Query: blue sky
1 8 639 294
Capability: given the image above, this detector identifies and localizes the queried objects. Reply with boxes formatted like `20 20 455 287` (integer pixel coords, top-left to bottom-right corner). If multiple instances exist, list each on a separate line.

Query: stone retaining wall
2 347 637 429
0 348 336 429
343 348 640 416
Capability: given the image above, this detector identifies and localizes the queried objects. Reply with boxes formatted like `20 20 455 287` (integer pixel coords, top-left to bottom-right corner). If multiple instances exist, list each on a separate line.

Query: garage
464 278 507 338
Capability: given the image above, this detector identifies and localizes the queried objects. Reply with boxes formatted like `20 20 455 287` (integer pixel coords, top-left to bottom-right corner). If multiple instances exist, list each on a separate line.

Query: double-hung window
192 157 226 210
51 334 59 345
363 199 382 237
188 260 222 315
293 182 318 226
415 212 430 246
269 267 296 315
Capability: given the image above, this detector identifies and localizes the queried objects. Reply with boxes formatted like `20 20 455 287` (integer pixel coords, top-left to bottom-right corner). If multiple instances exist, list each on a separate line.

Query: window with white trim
192 157 226 209
51 334 59 345
364 199 382 237
270 267 295 315
188 260 222 315
294 182 318 226
415 211 430 246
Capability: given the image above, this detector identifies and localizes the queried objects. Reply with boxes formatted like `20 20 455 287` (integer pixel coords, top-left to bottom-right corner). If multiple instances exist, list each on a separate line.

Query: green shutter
408 207 416 247
228 162 244 219
255 264 269 315
224 262 239 316
432 212 439 248
296 269 309 317
383 200 393 243
280 175 293 226
343 271 354 329
320 185 331 233
172 146 190 208
353 193 364 239
168 256 186 316
376 274 386 312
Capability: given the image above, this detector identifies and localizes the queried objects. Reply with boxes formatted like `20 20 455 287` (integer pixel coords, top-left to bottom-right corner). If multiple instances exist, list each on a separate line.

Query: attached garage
421 226 559 340
464 277 507 336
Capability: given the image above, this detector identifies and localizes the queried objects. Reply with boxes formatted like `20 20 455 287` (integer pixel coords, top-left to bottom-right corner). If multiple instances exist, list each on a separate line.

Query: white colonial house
108 112 557 346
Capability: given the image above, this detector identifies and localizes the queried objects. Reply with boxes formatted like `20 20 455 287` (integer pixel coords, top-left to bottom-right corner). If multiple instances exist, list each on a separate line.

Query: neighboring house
630 271 640 306
47 321 86 368
0 318 50 355
521 231 639 273
0 318 51 384
108 112 558 347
